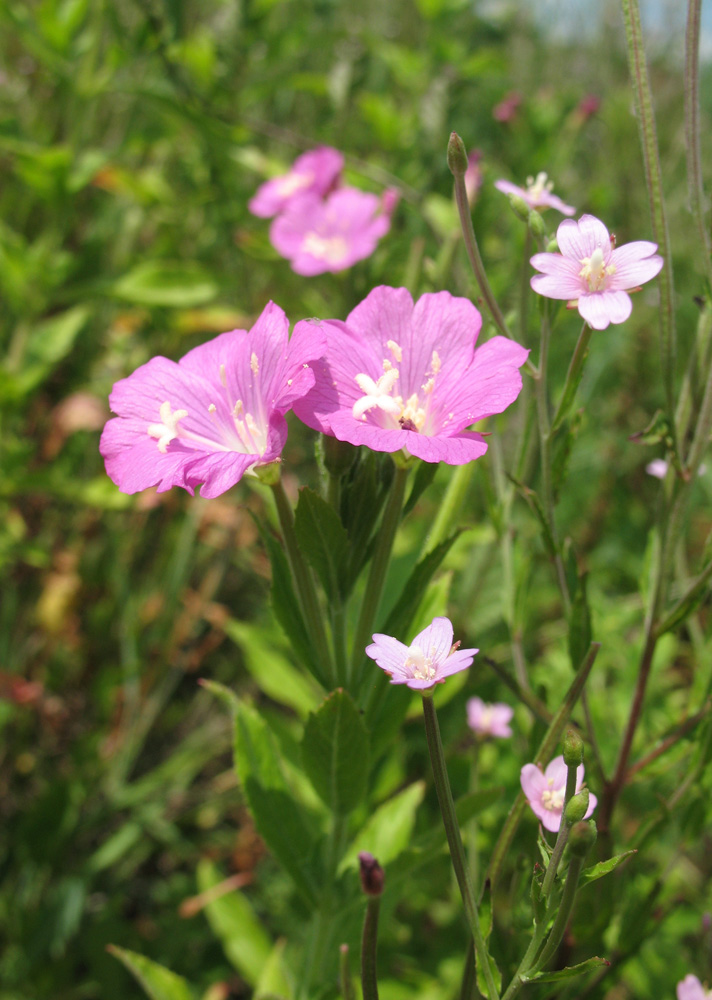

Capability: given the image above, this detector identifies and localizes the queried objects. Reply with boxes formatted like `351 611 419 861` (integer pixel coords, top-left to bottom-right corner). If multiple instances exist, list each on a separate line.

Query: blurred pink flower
292 286 528 464
270 187 396 275
530 214 664 330
464 151 483 206
466 697 513 738
249 146 343 218
100 303 325 498
366 616 478 691
495 172 575 216
520 755 597 833
493 91 522 123
646 458 706 479
677 976 711 1000
576 94 601 121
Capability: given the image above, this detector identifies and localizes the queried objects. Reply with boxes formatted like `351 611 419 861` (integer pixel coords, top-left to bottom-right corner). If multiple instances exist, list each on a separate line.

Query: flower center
541 780 565 812
404 643 437 681
275 172 312 198
579 247 616 291
526 171 554 203
352 345 441 433
301 232 349 265
148 401 188 453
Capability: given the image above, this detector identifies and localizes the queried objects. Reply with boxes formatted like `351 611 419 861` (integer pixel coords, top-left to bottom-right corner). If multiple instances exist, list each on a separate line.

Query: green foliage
301 689 370 814
107 947 195 1000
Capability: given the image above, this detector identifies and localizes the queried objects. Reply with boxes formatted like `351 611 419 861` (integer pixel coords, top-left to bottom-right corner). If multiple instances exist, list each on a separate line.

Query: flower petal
578 290 631 330
365 634 410 680
530 256 584 300
557 214 611 262
543 755 568 787
610 241 663 288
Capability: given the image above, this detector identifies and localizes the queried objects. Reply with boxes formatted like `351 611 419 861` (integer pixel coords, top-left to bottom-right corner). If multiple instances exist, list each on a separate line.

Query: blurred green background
2 1 711 997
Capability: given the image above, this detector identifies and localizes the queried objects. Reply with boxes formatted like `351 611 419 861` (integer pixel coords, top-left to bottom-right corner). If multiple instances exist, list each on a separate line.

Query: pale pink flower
495 173 575 216
493 91 522 123
530 214 664 330
248 146 343 218
270 187 396 275
292 286 528 464
678 976 711 1000
466 697 513 738
366 617 478 691
464 151 483 206
646 458 706 479
520 755 597 833
100 303 325 498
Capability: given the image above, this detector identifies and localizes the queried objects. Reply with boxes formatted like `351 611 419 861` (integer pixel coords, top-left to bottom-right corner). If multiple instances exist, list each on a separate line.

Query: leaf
402 460 439 517
0 306 90 402
522 956 610 983
580 850 637 886
340 450 393 587
301 689 370 815
339 781 425 872
476 949 501 999
382 532 461 641
568 570 592 672
507 476 557 557
294 487 349 599
108 945 195 1000
196 860 272 986
551 410 582 501
112 261 217 308
255 938 293 1000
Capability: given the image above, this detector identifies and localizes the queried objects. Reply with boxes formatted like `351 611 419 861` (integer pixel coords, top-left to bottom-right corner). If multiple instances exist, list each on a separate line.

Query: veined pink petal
557 214 612 261
677 976 709 1000
520 763 548 803
365 634 411 680
529 254 583 299
437 647 479 679
101 418 195 495
345 286 415 356
411 617 454 662
578 290 631 330
366 617 477 690
249 146 344 218
610 241 663 287
543 756 569 787
436 336 528 429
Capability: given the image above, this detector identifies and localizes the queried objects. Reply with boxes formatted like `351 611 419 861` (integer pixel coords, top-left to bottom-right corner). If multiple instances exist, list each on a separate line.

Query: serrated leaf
580 850 637 886
301 689 370 815
112 261 217 307
196 860 271 986
294 487 349 599
339 782 425 872
522 956 610 983
108 945 195 1000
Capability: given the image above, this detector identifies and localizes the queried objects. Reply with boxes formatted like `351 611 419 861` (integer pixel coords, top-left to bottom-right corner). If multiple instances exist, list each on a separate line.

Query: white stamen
250 352 259 375
147 400 188 453
387 340 402 363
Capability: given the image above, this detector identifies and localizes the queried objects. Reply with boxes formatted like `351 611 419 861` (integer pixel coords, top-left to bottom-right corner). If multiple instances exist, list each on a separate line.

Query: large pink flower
520 755 597 833
100 303 325 498
495 172 575 216
530 214 663 330
248 146 343 218
270 187 396 276
292 287 528 464
366 617 478 691
678 976 711 1000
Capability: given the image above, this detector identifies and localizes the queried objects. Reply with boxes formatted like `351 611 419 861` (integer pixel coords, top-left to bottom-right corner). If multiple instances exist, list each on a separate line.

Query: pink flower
465 151 483 206
270 186 396 275
466 697 513 738
530 214 664 330
248 146 343 218
495 173 575 216
493 91 522 123
292 286 528 464
678 976 711 1000
366 617 478 691
520 755 597 833
100 302 325 498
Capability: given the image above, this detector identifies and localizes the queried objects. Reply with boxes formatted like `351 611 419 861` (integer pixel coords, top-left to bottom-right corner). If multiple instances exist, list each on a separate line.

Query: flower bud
528 209 546 239
546 237 559 253
507 193 530 221
358 852 385 896
447 133 469 178
563 729 584 767
564 787 589 825
253 460 281 486
568 819 597 857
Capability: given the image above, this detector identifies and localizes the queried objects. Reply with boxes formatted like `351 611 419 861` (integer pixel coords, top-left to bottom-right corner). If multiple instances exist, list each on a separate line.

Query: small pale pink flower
646 458 706 479
292 286 529 464
270 186 396 275
520 755 597 833
100 302 325 498
466 697 513 738
248 146 343 218
530 213 664 330
495 173 575 216
366 617 478 691
464 151 483 206
678 976 711 1000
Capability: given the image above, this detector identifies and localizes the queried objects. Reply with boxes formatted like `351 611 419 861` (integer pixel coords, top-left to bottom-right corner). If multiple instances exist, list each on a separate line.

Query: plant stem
550 321 593 435
530 854 585 972
340 944 356 1000
540 764 578 899
621 0 677 428
422 694 501 1000
351 463 410 684
684 0 712 289
270 478 334 687
361 898 381 1000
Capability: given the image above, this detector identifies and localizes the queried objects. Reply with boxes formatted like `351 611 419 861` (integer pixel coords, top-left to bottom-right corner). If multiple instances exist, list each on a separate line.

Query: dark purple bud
358 852 385 896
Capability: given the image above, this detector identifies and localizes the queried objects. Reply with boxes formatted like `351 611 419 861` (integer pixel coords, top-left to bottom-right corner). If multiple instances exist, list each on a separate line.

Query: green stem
530 854 585 972
684 0 712 289
422 695 501 1000
422 463 473 556
550 321 593 435
340 944 356 1000
361 898 381 1000
540 764 578 899
351 463 410 684
621 0 677 428
519 229 533 344
684 343 712 475
270 478 334 687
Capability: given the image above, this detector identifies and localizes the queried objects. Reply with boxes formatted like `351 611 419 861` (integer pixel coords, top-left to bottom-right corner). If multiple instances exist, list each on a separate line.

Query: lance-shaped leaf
294 487 349 600
301 688 370 815
580 850 637 886
382 532 461 647
108 945 195 1000
521 956 610 983
340 781 425 872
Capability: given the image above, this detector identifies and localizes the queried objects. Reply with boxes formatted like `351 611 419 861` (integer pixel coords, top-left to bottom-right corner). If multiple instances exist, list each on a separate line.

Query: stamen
219 364 227 387
386 340 402 363
250 352 259 376
147 400 188 453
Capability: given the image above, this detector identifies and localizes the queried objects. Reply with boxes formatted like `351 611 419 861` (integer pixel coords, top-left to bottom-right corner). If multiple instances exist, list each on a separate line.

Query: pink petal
520 763 547 803
345 286 415 356
184 451 260 499
610 241 663 288
584 792 597 819
677 976 708 1000
438 647 479 679
433 336 528 430
541 192 576 216
543 756 568 787
410 616 454 663
557 214 611 262
400 430 489 465
578 290 631 330
365 634 411 680
494 179 526 200
530 255 584 299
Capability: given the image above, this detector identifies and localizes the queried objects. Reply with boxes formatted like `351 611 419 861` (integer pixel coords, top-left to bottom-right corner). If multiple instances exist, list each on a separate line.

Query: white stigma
526 171 554 202
148 401 188 453
353 369 402 420
404 644 437 682
579 246 616 291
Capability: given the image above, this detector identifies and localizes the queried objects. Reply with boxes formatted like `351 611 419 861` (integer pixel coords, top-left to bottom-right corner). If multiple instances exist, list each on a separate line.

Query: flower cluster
520 755 597 832
249 146 397 275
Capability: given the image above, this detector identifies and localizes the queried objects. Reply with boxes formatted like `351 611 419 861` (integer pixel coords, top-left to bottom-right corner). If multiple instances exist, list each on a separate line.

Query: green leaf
301 689 370 815
340 450 394 588
382 532 461 641
339 781 425 872
522 956 610 983
508 477 557 558
196 859 272 986
255 938 293 1000
568 570 592 672
551 410 582 501
258 525 316 681
108 945 195 1000
580 850 637 886
294 487 349 599
0 306 89 403
112 261 217 308
402 460 439 517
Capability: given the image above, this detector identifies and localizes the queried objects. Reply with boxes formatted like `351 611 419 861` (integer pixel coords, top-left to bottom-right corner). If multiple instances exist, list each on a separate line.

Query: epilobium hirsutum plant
103 5 711 997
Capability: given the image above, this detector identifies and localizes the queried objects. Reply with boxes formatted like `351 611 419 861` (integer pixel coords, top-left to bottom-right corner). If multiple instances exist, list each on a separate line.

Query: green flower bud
447 132 469 178
568 819 597 857
564 787 589 826
563 729 584 767
507 193 530 221
546 236 559 253
254 461 281 486
528 209 546 238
